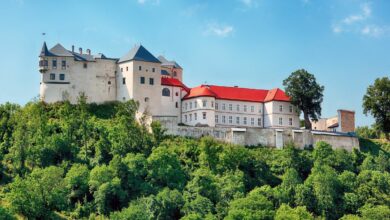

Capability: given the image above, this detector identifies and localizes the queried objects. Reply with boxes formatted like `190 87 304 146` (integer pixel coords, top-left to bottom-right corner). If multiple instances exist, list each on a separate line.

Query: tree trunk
304 112 312 130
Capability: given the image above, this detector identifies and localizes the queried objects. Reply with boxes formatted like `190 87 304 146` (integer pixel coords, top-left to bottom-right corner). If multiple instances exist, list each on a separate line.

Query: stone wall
156 118 360 151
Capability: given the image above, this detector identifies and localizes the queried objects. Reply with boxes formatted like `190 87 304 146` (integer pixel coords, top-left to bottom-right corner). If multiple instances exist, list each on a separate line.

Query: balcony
39 60 48 73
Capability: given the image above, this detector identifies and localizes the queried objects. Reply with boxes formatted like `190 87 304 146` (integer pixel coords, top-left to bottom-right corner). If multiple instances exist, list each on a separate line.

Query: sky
0 0 389 126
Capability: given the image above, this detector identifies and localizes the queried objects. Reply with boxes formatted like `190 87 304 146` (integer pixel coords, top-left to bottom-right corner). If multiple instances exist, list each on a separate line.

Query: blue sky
1 0 389 126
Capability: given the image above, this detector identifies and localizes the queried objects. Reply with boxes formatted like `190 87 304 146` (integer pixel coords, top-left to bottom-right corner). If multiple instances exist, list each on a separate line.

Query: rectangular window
194 113 197 120
229 116 233 124
215 103 219 110
52 59 57 69
152 68 155 72
149 78 154 85
203 100 207 107
185 115 187 122
49 73 55 80
236 105 240 111
289 118 293 126
140 77 145 84
251 106 254 112
189 114 192 121
222 116 226 124
59 74 65 81
83 63 88 69
190 102 192 109
251 118 254 126
279 117 283 125
236 117 240 124
279 105 283 112
175 102 178 108
258 118 262 126
139 66 142 71
194 101 197 108
121 68 123 72
243 117 247 125
215 115 219 123
229 104 232 111
222 104 226 110
61 60 66 69
185 103 188 110
289 105 293 113
259 106 262 113
211 101 214 108
244 105 247 112
202 112 206 120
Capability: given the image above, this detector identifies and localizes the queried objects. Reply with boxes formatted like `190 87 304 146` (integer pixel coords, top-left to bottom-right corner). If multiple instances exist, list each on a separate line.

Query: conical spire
39 41 50 57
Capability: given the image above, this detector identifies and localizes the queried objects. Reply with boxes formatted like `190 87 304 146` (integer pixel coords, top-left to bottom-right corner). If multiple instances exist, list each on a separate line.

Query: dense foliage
362 76 390 140
283 69 325 129
0 100 389 219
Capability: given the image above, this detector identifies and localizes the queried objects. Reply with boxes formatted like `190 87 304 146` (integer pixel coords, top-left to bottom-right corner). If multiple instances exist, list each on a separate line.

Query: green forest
0 99 389 220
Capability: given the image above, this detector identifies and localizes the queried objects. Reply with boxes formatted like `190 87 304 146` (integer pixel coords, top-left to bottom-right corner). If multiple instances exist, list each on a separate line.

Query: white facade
39 42 300 129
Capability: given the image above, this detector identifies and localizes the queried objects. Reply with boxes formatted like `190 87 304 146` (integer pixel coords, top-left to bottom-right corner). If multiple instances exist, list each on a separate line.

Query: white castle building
39 42 300 128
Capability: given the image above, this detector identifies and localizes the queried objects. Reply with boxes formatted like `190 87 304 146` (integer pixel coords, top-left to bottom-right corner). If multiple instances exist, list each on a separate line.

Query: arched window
162 88 170 96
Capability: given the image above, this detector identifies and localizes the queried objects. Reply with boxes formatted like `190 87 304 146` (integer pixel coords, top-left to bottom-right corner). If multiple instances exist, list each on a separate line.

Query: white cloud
204 23 234 37
239 0 259 8
137 0 160 5
332 2 389 37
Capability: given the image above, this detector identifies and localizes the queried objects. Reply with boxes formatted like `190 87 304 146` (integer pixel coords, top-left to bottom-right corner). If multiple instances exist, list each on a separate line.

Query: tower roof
49 43 74 57
118 45 161 64
39 41 54 57
158 55 182 69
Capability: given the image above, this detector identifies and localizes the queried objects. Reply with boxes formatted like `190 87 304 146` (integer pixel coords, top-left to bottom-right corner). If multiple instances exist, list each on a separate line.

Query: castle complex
39 42 300 128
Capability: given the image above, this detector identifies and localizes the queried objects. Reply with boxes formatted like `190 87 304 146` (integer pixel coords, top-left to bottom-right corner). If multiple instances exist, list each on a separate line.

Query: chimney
86 49 91 55
71 45 75 52
79 47 82 54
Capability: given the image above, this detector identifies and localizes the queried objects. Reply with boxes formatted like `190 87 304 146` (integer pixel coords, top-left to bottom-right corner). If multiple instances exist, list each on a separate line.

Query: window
229 104 232 111
289 118 293 126
140 77 145 84
251 118 254 126
108 81 111 85
222 104 226 110
229 116 233 124
175 92 179 96
149 78 154 85
83 63 88 68
222 116 226 123
144 97 149 102
215 115 219 123
236 117 240 124
259 106 262 113
211 101 214 108
173 71 177 77
215 103 219 110
121 68 123 72
175 102 178 108
244 105 247 112
152 68 155 72
190 102 192 109
122 77 126 85
50 73 55 80
203 100 207 107
61 60 66 69
189 114 192 121
279 105 283 112
251 106 254 112
289 105 293 113
194 101 197 108
52 59 57 69
279 117 283 125
194 113 197 120
202 112 206 120
243 117 247 125
185 103 188 110
185 115 187 122
59 74 65 81
126 66 128 71
139 66 142 71
258 118 262 126
236 105 240 111
162 88 170 96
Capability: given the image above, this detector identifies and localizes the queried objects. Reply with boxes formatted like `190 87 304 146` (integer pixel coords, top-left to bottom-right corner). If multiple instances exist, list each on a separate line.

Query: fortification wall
155 117 359 151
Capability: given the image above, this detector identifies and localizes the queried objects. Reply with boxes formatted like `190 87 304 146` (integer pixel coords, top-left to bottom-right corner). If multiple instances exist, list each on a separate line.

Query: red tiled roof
183 85 290 102
161 77 189 92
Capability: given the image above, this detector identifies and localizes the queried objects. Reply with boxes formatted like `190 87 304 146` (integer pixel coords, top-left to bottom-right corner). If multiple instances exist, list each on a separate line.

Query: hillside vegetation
0 100 389 220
